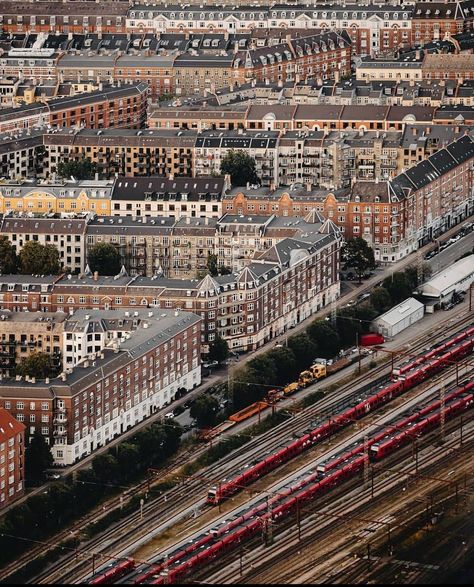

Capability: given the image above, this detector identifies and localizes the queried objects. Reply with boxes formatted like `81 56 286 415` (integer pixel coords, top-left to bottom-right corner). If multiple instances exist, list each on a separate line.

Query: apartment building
30 218 341 352
0 308 202 465
0 130 45 181
0 310 66 377
44 128 196 179
0 1 128 34
109 176 228 219
0 409 25 508
0 217 87 273
0 275 57 313
0 83 149 133
0 179 114 215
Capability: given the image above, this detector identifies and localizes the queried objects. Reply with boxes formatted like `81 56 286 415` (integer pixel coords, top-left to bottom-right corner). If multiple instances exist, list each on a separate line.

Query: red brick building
0 1 128 35
0 408 25 508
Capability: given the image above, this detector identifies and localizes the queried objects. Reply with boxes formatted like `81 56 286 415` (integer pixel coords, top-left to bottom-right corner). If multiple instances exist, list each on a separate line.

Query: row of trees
0 237 124 277
0 420 182 566
227 262 431 410
0 238 60 275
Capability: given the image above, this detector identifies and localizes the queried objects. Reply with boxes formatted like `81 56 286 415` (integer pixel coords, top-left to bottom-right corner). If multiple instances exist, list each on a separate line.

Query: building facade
0 408 25 508
0 308 202 465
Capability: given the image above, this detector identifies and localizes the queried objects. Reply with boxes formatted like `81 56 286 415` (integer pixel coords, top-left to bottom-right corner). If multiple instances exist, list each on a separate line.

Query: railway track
25 312 473 584
202 418 474 585
123 366 472 578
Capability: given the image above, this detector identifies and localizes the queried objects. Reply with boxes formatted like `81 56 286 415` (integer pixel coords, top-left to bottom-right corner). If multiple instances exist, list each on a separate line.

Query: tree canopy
25 430 54 486
220 150 259 187
342 237 376 282
0 236 17 274
208 334 229 364
16 352 60 379
18 241 60 275
57 157 97 180
383 272 413 304
190 394 220 429
87 242 122 276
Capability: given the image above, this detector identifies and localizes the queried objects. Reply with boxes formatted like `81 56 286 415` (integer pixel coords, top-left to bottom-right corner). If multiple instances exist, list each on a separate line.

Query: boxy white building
417 256 474 302
373 297 424 338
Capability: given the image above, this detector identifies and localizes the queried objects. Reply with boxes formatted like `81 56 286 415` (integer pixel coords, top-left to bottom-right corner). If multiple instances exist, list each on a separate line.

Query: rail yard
17 302 473 586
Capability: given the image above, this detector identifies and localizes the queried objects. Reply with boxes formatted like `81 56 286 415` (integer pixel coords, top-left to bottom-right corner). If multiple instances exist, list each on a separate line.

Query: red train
206 327 474 505
87 558 135 585
140 378 474 585
392 325 474 379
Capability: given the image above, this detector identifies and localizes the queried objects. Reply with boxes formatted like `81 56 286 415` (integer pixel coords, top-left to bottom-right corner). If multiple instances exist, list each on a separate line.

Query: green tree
16 351 59 379
404 263 432 289
190 394 220 428
287 332 319 372
307 320 341 358
220 150 259 187
383 272 413 304
19 240 60 275
206 253 219 277
91 453 119 486
0 236 17 273
87 242 122 276
370 287 392 314
25 430 54 486
116 443 141 481
57 157 96 180
208 334 229 364
342 237 376 282
266 346 298 384
218 265 232 275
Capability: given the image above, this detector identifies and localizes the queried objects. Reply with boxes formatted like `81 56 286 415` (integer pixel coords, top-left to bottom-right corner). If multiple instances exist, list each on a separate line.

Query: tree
91 453 119 485
0 236 17 274
287 333 319 372
342 237 376 282
220 150 259 187
266 346 298 384
87 242 122 276
16 351 60 379
404 263 432 289
370 287 392 314
306 320 340 358
25 430 53 486
190 394 219 429
206 253 219 277
383 272 413 305
18 241 60 275
208 334 229 364
116 443 141 481
57 157 96 180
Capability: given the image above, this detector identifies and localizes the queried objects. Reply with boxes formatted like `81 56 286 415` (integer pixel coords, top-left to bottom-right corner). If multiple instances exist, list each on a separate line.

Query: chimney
169 173 174 181
45 377 50 384
306 183 312 192
415 49 421 60
93 271 99 281
426 126 431 135
412 127 417 136
61 372 66 381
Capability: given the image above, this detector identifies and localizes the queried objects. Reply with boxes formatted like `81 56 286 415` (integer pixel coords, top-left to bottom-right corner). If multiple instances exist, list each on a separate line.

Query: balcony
53 415 67 425
53 428 67 437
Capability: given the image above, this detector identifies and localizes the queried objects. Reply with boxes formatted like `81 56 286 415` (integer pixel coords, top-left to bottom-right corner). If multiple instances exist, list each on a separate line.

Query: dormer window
384 13 389 20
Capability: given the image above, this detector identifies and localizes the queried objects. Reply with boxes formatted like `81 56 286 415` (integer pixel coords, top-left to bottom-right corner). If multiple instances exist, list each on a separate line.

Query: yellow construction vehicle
283 381 300 395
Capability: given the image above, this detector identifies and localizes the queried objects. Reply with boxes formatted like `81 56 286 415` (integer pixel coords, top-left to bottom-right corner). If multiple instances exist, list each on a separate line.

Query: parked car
173 405 185 416
164 411 175 419
203 360 219 369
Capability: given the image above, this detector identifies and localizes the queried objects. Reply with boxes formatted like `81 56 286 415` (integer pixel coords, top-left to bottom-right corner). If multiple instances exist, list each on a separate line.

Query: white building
418 256 474 302
373 297 424 338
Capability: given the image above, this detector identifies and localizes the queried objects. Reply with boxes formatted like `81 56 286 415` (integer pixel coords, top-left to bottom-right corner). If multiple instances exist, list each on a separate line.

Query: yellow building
0 179 114 215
